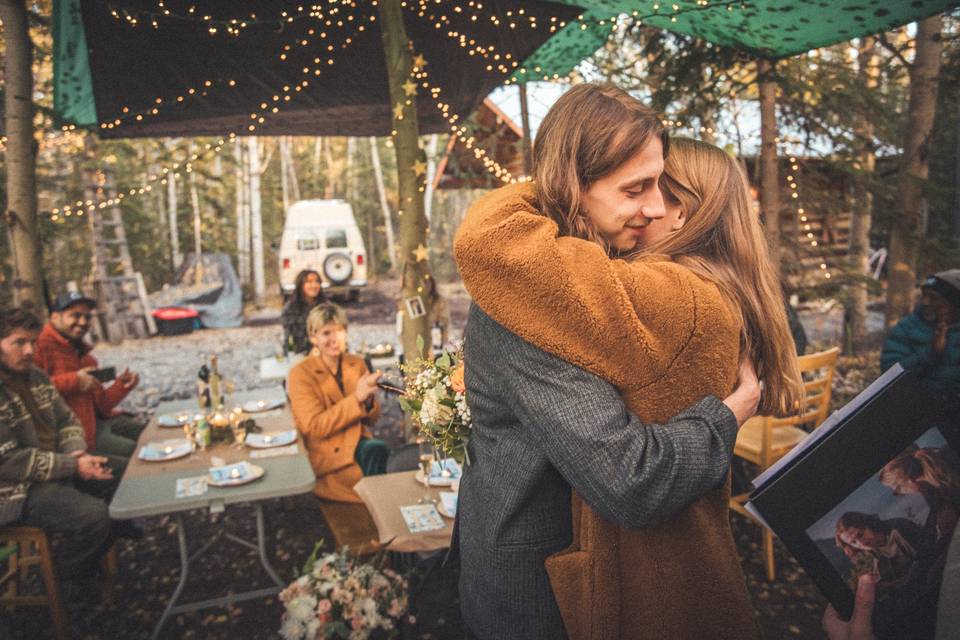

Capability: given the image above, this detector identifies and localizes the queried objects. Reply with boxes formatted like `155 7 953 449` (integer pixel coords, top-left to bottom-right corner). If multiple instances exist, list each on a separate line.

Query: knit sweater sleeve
454 183 722 391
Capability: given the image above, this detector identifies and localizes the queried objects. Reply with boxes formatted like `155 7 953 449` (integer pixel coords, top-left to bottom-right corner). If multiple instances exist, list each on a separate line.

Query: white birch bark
369 136 398 271
248 137 266 305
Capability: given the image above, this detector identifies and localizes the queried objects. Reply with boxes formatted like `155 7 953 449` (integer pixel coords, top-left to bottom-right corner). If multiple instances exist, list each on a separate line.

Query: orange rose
450 361 466 394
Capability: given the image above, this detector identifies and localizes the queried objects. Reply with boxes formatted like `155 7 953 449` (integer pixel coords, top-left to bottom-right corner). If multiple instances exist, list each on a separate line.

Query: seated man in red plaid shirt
33 291 145 458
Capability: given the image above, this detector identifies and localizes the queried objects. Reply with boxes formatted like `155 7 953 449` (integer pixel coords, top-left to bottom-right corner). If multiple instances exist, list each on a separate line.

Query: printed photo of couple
806 427 960 630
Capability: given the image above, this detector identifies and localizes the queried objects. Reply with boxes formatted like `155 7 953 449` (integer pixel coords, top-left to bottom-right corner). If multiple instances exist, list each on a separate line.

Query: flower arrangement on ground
398 341 471 465
279 543 410 640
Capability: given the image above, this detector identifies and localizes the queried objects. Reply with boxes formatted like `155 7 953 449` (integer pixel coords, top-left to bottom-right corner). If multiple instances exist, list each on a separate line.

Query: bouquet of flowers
279 543 410 640
398 343 471 465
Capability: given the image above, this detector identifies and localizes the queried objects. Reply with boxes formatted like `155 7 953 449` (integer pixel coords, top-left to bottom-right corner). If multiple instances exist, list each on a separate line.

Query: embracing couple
452 83 804 639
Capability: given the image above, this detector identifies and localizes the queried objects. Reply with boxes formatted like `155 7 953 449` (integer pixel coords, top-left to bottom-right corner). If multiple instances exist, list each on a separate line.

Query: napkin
428 458 462 484
245 430 297 448
439 491 458 517
209 461 253 483
242 398 286 413
139 439 192 461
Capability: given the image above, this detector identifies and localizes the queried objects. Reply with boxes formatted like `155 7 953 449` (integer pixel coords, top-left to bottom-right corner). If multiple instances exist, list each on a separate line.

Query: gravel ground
8 285 894 640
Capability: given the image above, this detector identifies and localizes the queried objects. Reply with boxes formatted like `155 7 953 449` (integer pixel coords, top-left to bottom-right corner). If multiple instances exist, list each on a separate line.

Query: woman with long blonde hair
455 83 802 639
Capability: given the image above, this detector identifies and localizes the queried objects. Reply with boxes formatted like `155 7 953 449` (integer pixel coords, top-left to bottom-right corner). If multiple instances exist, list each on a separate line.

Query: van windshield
325 229 348 249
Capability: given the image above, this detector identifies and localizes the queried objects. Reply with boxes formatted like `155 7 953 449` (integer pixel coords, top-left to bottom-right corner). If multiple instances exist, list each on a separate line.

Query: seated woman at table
288 303 389 502
282 269 328 354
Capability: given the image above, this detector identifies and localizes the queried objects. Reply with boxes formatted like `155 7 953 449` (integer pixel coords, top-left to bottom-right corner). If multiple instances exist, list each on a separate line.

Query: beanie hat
922 269 960 310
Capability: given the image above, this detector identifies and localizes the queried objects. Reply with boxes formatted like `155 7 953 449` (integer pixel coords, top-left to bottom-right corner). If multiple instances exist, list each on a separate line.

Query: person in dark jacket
881 270 960 396
281 269 327 354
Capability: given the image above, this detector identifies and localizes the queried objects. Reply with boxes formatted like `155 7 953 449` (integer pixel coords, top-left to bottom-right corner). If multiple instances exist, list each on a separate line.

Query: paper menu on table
175 476 208 498
400 504 446 533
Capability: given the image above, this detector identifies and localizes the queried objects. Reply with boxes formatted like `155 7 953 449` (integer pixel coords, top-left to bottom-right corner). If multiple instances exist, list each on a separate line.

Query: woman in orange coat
288 303 389 502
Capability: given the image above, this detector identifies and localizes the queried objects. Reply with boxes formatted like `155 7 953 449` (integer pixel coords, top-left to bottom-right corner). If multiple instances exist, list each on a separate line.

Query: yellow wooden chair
729 346 840 581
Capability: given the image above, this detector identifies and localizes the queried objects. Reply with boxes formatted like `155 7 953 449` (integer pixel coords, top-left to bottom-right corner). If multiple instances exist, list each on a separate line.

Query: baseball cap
52 291 97 312
922 269 960 310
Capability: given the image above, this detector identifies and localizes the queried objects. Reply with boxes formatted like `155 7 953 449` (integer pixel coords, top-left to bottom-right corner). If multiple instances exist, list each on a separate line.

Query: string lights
784 151 832 280
52 1 374 219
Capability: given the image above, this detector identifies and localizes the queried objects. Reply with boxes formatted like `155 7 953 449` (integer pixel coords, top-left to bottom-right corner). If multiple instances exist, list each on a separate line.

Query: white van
278 199 367 300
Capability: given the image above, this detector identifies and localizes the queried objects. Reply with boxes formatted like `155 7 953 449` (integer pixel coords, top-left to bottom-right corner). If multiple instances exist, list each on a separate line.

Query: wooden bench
316 501 381 556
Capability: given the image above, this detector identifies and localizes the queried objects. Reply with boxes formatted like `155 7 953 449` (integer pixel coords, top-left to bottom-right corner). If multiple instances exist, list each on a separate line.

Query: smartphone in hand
91 367 117 382
376 375 406 394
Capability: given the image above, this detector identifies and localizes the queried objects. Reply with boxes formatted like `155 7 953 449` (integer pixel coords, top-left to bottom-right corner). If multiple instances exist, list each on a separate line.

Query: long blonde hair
646 138 802 416
533 83 667 248
880 445 960 496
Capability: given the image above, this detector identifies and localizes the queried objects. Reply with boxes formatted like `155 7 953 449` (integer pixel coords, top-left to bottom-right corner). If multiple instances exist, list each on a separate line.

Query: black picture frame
749 368 960 626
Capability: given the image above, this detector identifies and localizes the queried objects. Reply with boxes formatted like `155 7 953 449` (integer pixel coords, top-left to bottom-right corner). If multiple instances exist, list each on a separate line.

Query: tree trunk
424 134 440 222
347 137 357 204
166 143 182 270
847 37 879 352
287 138 301 202
518 82 534 176
280 137 291 214
370 137 398 271
324 138 337 198
758 58 781 277
1 0 43 309
234 140 250 285
885 15 943 329
379 0 433 418
188 142 202 259
248 137 266 305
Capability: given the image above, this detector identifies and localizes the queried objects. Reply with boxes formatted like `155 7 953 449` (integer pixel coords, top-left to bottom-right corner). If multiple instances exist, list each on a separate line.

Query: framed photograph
749 369 960 636
404 295 426 319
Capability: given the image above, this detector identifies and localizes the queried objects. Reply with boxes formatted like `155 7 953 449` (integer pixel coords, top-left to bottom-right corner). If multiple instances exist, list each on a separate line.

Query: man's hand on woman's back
722 358 761 427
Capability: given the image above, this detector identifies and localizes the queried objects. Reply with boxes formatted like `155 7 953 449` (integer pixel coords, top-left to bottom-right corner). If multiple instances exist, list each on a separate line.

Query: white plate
138 439 193 462
242 398 286 413
157 413 190 428
437 502 455 519
207 463 265 487
244 430 297 449
438 491 458 519
414 468 456 487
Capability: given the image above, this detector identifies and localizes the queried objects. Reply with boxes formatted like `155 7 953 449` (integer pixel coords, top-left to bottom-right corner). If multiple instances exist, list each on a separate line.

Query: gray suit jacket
458 305 739 639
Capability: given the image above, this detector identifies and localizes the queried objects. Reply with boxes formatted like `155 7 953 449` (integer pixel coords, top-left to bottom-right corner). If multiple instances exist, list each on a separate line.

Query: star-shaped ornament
412 54 427 69
402 79 418 97
393 102 405 120
413 244 429 262
412 160 427 176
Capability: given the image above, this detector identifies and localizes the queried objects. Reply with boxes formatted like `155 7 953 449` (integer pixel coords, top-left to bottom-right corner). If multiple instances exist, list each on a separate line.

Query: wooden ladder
86 163 156 342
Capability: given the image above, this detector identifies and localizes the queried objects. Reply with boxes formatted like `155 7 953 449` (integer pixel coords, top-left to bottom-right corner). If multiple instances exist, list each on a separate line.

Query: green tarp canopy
514 0 959 81
53 0 582 137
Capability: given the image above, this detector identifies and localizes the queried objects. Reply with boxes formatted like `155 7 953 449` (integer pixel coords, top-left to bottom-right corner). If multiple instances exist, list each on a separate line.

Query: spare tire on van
278 200 367 300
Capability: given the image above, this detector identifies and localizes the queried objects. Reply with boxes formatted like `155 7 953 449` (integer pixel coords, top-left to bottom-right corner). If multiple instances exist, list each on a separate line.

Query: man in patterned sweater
0 306 116 588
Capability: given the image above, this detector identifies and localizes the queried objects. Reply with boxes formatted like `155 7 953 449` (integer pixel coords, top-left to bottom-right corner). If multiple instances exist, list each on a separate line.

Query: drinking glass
230 408 247 448
417 437 436 504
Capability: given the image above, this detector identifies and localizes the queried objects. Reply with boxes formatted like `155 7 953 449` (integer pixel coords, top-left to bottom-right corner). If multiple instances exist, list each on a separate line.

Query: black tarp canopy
55 0 583 137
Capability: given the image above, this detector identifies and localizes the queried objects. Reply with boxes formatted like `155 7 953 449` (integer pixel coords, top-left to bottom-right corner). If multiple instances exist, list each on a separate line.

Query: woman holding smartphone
287 303 388 502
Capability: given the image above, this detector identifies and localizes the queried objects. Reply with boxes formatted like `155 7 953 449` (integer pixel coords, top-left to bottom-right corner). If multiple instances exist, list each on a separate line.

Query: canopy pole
1 0 44 310
379 0 433 397
758 57 781 277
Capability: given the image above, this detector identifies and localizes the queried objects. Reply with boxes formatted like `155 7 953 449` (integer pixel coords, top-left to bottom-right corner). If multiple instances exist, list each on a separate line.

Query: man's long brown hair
647 138 803 416
533 83 667 247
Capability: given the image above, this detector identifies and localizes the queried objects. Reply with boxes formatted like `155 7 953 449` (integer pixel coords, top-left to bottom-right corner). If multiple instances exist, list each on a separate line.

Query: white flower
287 594 318 623
304 618 321 639
280 616 306 640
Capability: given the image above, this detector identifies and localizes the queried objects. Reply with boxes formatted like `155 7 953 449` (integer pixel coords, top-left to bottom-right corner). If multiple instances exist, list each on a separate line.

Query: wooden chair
729 346 840 581
317 501 382 557
0 526 118 639
0 526 67 640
